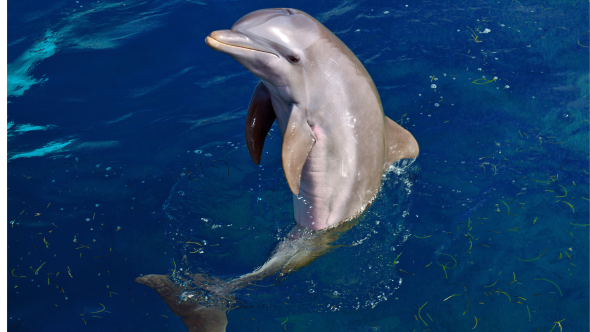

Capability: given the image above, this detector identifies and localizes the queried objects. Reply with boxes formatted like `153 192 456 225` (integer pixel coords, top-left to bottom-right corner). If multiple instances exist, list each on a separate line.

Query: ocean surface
6 0 589 331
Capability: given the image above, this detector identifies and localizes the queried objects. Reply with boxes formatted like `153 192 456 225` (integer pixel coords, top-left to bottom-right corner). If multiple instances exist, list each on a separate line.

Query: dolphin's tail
136 275 228 332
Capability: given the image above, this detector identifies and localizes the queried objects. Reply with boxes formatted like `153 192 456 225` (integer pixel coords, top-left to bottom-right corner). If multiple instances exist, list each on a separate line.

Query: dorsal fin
245 81 276 165
384 116 419 166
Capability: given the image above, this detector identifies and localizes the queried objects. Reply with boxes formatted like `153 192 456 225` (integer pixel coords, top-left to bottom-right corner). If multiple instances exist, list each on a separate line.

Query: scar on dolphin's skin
138 8 418 331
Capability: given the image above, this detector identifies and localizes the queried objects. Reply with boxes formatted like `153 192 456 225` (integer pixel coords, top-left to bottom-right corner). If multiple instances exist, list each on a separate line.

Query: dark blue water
7 0 589 331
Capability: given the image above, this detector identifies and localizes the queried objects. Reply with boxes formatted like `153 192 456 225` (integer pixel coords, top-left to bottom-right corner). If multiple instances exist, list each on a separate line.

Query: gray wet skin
206 8 419 231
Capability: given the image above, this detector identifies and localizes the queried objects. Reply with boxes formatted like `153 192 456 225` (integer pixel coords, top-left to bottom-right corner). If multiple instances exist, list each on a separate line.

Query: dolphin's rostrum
137 8 419 331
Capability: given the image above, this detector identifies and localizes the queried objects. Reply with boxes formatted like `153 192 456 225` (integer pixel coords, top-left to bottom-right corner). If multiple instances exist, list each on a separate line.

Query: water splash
161 155 419 311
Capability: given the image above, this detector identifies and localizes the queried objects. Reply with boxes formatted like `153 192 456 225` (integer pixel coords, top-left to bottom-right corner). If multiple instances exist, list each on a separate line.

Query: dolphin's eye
288 55 300 63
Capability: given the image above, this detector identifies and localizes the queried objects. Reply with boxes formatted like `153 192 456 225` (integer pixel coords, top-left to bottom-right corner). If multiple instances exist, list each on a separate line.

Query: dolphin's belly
294 123 384 230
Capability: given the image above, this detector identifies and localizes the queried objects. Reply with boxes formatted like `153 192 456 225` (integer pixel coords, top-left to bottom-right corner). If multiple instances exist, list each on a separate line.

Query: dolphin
205 8 418 230
137 8 418 332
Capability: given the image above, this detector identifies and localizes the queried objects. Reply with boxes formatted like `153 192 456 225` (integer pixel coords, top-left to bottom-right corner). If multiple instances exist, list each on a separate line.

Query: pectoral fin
384 116 419 166
245 81 276 165
282 107 315 195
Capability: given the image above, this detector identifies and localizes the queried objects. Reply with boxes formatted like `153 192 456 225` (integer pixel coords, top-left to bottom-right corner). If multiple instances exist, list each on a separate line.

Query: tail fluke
136 274 228 332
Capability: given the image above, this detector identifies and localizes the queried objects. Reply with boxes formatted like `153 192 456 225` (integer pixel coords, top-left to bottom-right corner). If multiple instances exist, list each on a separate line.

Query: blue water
7 0 589 331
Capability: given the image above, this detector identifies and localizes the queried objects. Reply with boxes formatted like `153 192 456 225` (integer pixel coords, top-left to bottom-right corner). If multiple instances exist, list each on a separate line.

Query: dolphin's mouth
205 36 279 58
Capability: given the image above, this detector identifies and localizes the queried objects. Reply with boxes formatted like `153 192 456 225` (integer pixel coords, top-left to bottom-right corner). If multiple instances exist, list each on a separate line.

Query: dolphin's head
205 8 323 104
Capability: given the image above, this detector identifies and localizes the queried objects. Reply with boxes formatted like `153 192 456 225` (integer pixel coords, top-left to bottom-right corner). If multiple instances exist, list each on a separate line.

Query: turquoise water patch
185 108 248 131
131 67 196 98
7 36 27 47
54 0 181 50
8 139 75 161
7 122 57 139
13 123 57 133
195 71 250 88
7 30 57 97
71 140 121 151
